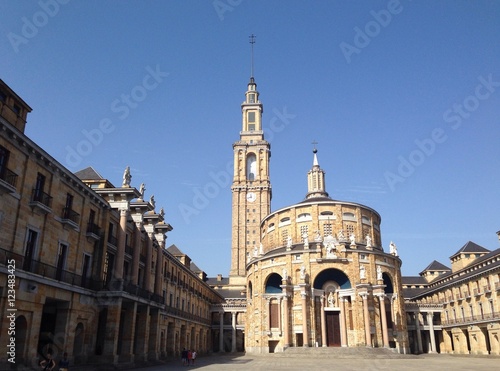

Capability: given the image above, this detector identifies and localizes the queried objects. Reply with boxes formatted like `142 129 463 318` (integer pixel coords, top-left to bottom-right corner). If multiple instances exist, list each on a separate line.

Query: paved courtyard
125 352 500 371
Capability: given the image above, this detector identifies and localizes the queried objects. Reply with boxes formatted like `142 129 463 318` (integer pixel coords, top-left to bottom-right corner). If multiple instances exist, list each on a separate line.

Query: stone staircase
275 346 417 359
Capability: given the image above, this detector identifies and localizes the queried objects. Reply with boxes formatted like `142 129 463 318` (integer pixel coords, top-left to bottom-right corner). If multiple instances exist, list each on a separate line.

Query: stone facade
403 241 500 355
0 79 223 369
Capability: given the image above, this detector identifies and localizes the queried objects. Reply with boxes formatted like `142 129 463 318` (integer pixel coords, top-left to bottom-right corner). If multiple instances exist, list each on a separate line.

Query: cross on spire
249 34 256 78
312 140 318 152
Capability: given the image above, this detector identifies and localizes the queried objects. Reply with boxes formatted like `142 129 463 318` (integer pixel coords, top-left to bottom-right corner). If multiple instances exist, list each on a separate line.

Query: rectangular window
82 254 91 288
248 111 255 123
249 94 255 103
0 144 10 179
23 229 38 272
56 243 68 281
270 300 279 328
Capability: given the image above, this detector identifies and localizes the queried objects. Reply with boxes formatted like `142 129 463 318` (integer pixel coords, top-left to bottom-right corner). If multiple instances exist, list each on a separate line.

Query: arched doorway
313 269 352 347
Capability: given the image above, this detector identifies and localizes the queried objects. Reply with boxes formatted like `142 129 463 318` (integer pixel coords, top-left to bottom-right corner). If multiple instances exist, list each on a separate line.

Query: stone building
0 79 223 369
211 75 409 354
403 239 500 355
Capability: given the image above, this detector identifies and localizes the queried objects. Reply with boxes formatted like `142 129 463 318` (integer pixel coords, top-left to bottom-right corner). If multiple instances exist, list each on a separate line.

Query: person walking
191 350 197 365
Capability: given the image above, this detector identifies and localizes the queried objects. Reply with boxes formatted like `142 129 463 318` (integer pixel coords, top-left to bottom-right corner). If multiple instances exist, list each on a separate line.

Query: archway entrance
325 311 341 346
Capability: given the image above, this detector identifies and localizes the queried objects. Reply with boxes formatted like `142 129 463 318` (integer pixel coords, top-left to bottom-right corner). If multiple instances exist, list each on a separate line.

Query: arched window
265 273 283 293
246 154 256 180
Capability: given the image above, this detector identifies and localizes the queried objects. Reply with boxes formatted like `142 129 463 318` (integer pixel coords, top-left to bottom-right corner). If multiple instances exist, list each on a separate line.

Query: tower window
249 94 255 103
246 154 256 180
248 112 255 122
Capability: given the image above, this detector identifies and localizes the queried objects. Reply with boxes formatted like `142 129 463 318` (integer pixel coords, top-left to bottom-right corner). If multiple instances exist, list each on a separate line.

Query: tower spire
249 34 256 79
305 143 330 200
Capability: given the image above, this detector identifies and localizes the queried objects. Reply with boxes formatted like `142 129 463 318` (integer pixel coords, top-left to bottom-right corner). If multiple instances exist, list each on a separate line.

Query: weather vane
249 34 256 78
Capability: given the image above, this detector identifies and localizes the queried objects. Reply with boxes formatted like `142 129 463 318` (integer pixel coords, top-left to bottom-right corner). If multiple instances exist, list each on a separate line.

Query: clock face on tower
246 192 256 202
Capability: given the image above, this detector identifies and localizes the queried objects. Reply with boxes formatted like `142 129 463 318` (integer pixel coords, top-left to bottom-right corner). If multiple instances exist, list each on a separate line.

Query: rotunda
244 149 409 353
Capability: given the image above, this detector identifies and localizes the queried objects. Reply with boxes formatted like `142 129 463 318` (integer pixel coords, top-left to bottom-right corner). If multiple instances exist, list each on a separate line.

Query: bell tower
229 36 271 286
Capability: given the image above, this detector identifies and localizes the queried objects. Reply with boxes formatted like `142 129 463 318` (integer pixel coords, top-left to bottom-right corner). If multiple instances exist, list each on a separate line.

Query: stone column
115 209 128 284
360 293 371 347
378 294 390 348
103 299 122 364
135 305 151 362
154 245 163 296
144 233 153 292
415 312 423 353
427 312 436 353
320 295 327 347
219 312 224 352
131 223 142 285
121 302 137 362
148 308 160 360
340 297 348 347
231 312 237 352
283 295 290 347
301 291 309 347
267 298 272 335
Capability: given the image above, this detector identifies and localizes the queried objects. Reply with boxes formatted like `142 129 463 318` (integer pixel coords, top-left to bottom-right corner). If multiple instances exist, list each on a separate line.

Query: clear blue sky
2 0 500 278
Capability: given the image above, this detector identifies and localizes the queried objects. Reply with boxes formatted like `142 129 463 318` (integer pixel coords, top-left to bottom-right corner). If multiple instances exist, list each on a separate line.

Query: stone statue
360 265 366 279
302 231 309 248
282 268 287 280
377 265 383 280
390 241 398 256
149 194 155 208
349 233 356 245
314 230 323 242
139 183 146 199
366 235 372 248
259 243 264 255
287 235 293 249
159 207 165 218
122 166 131 187
300 265 306 280
324 235 336 258
328 291 335 307
337 229 345 241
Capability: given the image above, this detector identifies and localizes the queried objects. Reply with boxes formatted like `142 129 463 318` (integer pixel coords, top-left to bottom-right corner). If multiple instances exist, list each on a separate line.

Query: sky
1 0 500 278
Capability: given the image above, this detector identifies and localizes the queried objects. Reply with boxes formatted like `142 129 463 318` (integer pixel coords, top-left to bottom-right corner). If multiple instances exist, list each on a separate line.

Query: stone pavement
142 352 500 371
66 348 500 371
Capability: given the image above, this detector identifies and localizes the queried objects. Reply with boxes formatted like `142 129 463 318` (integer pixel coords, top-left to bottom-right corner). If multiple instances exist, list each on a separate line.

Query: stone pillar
148 308 160 360
121 302 137 362
103 299 122 364
131 223 142 285
135 305 150 361
415 312 423 353
301 291 309 347
427 312 436 353
267 298 272 335
320 295 327 347
219 312 224 352
340 297 348 347
360 293 371 347
145 234 153 292
378 294 390 348
231 312 237 352
154 245 163 296
115 209 128 283
283 295 290 347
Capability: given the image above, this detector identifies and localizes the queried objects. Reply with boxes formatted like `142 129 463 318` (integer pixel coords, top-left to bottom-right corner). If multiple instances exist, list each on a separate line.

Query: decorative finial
249 34 256 78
